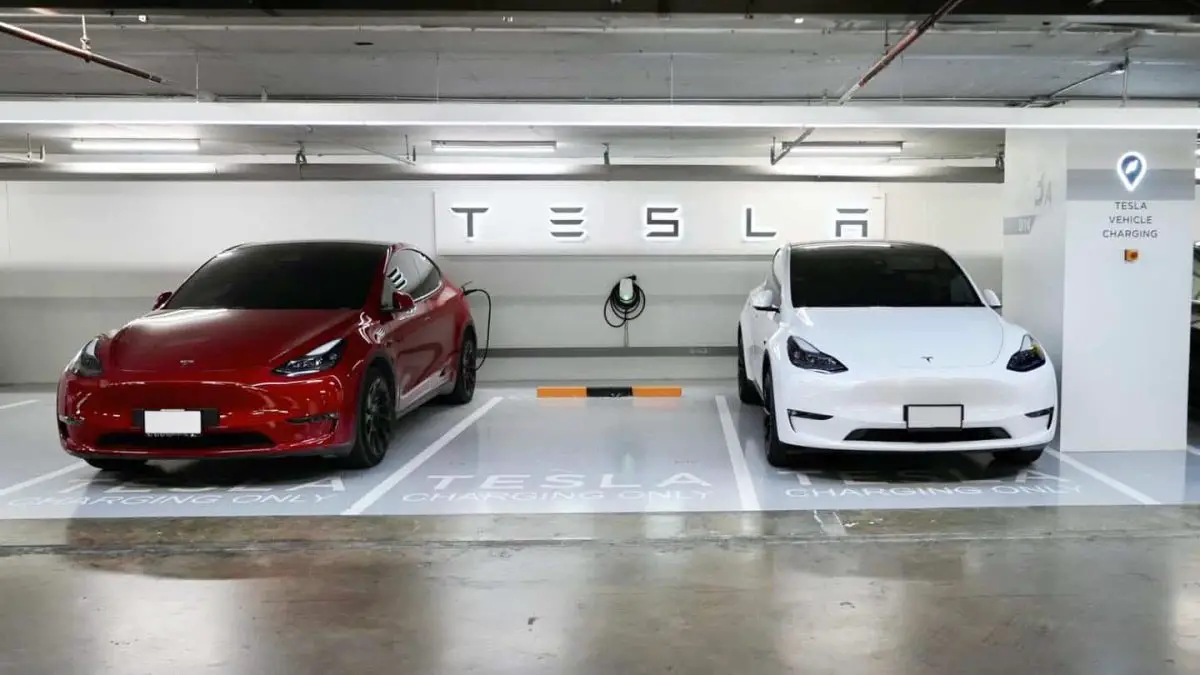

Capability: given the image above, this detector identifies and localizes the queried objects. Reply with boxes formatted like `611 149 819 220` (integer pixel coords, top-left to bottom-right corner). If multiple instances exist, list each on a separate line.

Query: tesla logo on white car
921 356 933 362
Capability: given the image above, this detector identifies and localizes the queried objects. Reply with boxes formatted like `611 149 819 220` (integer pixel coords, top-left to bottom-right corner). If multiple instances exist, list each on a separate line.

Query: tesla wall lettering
743 206 777 240
451 206 489 240
549 206 587 241
834 206 869 238
644 206 682 240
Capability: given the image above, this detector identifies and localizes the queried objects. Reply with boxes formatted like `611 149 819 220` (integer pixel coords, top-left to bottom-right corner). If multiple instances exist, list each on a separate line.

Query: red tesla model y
56 240 478 471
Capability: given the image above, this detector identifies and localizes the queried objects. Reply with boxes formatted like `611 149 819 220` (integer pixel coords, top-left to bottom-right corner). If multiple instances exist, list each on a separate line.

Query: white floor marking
343 396 504 515
0 461 88 497
1046 448 1159 505
813 510 847 537
0 399 38 412
1186 446 1200 458
715 395 761 512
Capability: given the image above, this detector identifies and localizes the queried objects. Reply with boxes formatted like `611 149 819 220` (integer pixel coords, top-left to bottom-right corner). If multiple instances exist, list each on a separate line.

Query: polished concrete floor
4 386 1200 673
3 508 1200 674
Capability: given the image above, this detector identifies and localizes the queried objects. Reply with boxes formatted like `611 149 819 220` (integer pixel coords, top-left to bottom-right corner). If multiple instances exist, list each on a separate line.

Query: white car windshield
789 243 982 308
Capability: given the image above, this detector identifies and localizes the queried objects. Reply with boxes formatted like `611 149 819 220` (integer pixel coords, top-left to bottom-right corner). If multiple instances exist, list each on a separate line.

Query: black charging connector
461 284 492 372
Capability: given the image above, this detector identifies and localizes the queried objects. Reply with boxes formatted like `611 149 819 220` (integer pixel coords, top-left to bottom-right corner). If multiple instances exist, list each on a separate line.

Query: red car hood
106 308 363 373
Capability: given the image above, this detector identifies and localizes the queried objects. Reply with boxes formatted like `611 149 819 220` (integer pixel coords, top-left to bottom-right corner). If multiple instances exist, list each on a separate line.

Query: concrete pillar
1003 129 1197 452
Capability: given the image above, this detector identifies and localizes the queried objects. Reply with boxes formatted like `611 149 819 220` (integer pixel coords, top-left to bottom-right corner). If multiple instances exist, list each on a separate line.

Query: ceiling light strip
72 138 200 152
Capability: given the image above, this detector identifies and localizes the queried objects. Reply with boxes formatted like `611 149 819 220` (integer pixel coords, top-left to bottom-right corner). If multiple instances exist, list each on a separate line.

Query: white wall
1 179 1004 384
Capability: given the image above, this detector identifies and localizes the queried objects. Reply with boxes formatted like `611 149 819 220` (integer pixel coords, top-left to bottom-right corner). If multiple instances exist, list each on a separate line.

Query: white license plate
905 405 963 429
144 409 202 436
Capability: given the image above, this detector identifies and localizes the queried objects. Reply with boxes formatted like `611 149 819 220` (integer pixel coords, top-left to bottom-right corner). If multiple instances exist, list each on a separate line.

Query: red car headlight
68 337 103 378
273 338 347 377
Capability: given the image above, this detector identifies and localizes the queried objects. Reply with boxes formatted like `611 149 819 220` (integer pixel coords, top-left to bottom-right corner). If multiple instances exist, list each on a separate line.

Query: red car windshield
164 242 386 311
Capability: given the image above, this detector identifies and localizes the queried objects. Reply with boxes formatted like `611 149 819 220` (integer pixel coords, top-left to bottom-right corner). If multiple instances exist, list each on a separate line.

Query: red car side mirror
391 291 416 312
153 291 173 309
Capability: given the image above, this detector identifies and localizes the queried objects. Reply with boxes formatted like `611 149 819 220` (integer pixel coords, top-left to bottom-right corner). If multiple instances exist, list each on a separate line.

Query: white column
1003 129 1197 452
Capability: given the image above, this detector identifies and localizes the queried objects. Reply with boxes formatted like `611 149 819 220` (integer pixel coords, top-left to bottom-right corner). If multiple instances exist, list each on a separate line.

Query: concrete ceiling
0 10 1192 168
0 12 1198 103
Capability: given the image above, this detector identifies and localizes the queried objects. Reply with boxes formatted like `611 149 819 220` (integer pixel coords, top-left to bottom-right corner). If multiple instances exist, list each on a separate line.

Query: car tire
762 365 790 468
737 330 762 406
994 446 1045 465
339 367 395 470
84 458 147 472
441 333 477 405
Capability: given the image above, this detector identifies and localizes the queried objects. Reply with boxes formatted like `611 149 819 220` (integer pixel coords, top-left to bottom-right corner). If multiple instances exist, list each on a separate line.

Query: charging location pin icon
1117 151 1147 192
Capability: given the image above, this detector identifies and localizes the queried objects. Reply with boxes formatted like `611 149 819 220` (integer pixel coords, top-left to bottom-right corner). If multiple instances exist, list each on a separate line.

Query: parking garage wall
0 179 1029 384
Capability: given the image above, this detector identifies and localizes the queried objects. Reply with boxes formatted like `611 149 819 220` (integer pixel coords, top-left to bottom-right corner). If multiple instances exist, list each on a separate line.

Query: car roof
787 239 947 254
231 239 397 250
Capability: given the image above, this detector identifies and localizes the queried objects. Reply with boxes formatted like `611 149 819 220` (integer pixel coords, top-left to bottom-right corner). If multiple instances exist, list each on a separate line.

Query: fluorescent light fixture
431 140 557 154
1195 167 1200 180
422 161 578 175
1194 146 1199 156
72 138 201 153
60 161 216 174
780 141 904 156
793 17 805 23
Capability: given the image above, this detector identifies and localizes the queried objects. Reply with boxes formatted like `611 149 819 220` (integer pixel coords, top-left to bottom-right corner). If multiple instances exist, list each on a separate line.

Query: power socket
618 276 635 304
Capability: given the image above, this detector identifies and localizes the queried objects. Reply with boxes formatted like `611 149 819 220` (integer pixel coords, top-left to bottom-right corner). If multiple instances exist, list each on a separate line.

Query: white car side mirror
982 288 1002 309
750 288 779 313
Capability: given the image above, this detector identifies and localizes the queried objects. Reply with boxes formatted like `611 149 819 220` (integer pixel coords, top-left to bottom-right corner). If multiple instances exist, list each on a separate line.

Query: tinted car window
789 244 981 308
165 242 387 311
382 248 418 303
404 249 444 299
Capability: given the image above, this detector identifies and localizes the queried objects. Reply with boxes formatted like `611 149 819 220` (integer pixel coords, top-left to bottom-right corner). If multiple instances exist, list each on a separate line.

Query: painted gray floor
0 385 1198 519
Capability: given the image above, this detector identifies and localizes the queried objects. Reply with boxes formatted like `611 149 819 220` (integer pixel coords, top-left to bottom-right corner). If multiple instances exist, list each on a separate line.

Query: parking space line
813 510 847 537
1046 448 1159 505
342 396 505 515
0 399 38 412
715 395 761 511
1187 446 1200 458
0 461 88 497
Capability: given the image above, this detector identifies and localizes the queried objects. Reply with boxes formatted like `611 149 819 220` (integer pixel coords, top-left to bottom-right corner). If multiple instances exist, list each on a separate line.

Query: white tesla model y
737 240 1057 467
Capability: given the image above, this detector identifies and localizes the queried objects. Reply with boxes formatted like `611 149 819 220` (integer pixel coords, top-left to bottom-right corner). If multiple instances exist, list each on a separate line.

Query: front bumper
56 371 357 460
771 363 1058 452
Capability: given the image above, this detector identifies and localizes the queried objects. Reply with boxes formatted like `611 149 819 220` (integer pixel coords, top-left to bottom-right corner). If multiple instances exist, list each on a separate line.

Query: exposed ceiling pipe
771 0 967 165
1019 59 1128 107
0 134 45 164
0 20 215 101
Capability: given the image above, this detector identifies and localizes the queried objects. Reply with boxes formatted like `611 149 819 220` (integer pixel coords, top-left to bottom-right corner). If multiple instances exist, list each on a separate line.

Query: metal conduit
0 20 214 100
771 0 968 165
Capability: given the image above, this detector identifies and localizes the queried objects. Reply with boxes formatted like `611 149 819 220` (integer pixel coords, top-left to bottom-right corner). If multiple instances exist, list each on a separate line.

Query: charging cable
604 274 646 328
461 284 492 371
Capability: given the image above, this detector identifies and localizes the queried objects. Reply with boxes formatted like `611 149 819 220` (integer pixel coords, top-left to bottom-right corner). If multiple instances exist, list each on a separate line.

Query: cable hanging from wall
604 275 647 328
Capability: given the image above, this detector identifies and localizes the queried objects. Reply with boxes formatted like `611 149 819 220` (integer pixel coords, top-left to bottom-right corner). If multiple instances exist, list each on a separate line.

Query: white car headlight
1006 334 1046 372
786 336 848 374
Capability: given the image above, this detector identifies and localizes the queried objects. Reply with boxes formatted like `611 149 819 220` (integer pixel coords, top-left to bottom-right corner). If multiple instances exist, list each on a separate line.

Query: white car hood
789 306 1007 369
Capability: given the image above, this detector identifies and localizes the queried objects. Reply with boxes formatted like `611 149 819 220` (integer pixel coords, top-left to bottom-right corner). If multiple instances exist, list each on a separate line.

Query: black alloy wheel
737 330 762 405
341 370 394 469
762 366 790 468
443 335 477 404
